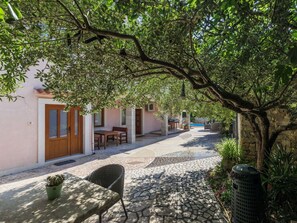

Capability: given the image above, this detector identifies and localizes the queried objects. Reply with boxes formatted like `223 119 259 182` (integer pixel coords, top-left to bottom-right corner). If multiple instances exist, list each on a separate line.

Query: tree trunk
247 113 272 172
256 115 270 172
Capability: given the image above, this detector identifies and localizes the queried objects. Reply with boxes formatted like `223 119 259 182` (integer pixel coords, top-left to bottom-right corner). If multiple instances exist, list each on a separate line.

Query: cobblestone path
1 128 226 222
87 156 226 223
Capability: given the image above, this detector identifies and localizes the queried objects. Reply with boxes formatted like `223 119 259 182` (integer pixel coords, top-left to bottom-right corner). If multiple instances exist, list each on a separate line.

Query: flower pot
46 183 63 200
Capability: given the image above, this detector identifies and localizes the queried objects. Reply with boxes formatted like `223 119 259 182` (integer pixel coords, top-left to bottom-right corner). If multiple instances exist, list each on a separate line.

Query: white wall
0 62 45 173
0 61 93 176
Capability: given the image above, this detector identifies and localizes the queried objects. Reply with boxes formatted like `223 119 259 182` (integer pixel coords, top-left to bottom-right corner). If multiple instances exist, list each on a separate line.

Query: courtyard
0 127 226 223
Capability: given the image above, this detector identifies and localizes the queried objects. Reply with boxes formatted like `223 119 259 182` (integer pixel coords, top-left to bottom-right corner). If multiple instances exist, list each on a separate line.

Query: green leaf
0 7 5 21
12 6 22 19
292 31 297 40
274 64 293 88
288 46 297 66
7 3 19 20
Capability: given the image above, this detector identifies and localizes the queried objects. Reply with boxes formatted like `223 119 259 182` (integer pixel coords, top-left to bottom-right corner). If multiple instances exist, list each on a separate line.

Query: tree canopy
1 0 297 170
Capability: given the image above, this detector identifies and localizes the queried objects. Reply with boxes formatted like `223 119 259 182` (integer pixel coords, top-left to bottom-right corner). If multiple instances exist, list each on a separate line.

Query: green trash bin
231 164 264 223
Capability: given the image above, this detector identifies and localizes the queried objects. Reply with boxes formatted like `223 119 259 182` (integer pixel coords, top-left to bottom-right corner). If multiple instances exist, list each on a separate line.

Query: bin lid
232 164 259 175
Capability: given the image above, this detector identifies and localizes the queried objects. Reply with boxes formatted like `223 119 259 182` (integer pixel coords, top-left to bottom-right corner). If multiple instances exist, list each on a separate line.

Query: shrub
263 145 297 221
216 138 243 171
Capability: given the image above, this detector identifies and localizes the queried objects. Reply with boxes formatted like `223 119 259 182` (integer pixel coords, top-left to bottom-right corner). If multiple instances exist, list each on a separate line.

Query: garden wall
238 109 297 161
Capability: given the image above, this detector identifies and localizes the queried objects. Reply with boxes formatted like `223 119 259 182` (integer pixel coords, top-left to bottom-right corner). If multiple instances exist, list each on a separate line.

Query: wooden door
45 105 83 161
45 105 69 160
70 107 83 155
135 109 142 135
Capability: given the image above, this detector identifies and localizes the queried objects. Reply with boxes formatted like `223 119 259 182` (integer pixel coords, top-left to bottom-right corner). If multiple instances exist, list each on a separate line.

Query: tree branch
167 69 184 79
262 70 297 110
73 0 90 27
269 122 297 149
56 0 83 29
131 71 169 78
245 114 262 141
57 2 262 114
128 66 164 75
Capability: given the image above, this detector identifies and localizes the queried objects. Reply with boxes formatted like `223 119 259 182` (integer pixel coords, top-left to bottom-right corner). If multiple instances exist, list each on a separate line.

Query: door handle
68 126 71 133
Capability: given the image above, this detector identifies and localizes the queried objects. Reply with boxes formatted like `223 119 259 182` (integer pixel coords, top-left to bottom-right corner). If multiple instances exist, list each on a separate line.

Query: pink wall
94 108 121 131
0 62 44 172
143 109 162 134
94 108 162 135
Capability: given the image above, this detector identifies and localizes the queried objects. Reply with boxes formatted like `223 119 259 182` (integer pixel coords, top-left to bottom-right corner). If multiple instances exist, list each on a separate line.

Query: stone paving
97 156 226 223
0 127 227 222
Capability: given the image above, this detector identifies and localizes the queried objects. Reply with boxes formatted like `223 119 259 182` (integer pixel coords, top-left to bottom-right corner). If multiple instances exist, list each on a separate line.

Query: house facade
0 62 163 176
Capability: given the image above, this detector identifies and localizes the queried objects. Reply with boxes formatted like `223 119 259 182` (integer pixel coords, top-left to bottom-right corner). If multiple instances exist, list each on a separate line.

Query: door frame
135 108 144 135
38 99 92 165
69 107 84 155
45 104 71 161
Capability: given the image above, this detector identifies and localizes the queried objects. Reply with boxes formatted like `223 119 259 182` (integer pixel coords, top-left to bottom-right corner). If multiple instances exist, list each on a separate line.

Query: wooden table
0 173 120 222
94 130 119 149
168 121 178 130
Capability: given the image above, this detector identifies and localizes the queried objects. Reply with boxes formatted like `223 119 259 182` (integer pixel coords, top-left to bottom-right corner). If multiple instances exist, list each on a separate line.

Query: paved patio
0 127 227 223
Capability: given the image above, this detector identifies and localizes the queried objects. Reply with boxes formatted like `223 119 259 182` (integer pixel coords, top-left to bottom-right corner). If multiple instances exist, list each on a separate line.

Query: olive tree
1 0 297 171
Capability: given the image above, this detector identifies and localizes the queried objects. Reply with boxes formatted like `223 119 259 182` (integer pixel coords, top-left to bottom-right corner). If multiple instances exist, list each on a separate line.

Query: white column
126 107 136 143
83 113 93 155
161 114 168 136
186 114 191 130
180 112 184 128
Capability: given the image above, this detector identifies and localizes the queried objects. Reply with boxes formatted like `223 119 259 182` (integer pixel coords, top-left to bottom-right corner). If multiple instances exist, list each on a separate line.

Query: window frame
94 109 104 127
120 108 127 126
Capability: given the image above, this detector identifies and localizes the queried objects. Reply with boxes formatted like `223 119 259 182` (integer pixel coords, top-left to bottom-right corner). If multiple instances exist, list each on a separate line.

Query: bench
107 127 128 144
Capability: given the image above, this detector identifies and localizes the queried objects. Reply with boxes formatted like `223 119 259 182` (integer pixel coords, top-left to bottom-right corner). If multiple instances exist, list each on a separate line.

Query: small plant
216 138 243 171
216 138 242 161
46 174 65 187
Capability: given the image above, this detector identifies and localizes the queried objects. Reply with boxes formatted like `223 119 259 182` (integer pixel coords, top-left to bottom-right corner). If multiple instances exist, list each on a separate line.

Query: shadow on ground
102 169 226 223
180 133 221 149
0 132 186 186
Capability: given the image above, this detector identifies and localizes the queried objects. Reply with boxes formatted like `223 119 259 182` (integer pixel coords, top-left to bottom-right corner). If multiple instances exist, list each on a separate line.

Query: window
94 109 104 127
121 109 126 126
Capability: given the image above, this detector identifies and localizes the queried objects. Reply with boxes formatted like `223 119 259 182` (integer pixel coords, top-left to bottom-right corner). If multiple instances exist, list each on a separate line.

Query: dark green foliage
263 145 297 222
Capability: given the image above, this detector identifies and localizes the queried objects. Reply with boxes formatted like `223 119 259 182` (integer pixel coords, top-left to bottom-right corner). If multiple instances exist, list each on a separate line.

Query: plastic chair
85 164 128 222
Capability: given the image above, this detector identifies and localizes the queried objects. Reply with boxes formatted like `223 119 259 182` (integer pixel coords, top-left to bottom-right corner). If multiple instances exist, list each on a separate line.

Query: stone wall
238 109 297 161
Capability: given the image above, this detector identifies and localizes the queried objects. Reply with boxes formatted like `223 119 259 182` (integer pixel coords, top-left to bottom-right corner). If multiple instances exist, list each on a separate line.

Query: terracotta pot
46 183 63 200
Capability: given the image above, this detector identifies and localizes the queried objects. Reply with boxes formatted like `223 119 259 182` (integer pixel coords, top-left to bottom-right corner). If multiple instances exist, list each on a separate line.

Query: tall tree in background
1 0 297 171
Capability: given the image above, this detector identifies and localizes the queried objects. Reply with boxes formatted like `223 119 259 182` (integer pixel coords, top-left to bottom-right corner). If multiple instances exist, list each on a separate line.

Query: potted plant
46 174 65 200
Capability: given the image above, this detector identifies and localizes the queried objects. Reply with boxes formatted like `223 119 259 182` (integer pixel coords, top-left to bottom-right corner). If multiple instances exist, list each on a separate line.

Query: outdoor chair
107 127 128 144
94 134 101 149
85 164 128 222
